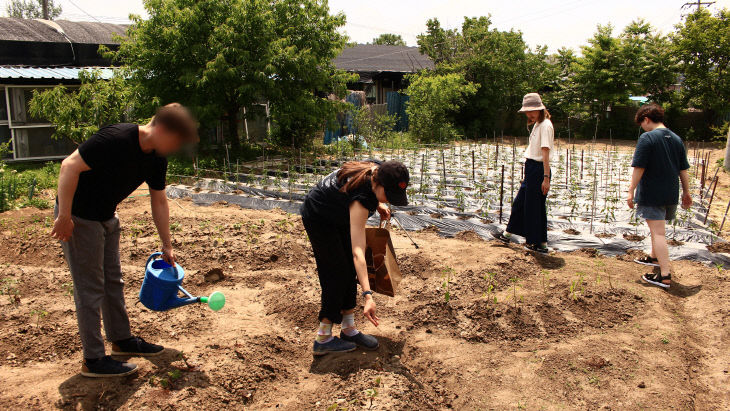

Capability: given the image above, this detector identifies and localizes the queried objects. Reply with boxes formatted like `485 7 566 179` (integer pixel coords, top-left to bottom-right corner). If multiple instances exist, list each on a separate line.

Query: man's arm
680 169 692 209
626 167 645 209
150 188 175 264
51 150 90 241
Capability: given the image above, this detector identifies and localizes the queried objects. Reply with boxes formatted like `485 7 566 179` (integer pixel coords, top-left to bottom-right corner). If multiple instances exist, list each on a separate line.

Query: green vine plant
509 277 523 308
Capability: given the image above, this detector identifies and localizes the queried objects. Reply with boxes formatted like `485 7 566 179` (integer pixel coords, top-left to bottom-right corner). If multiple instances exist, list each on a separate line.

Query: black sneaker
641 273 671 289
340 331 379 350
111 336 165 357
634 256 659 267
492 232 512 244
312 337 357 356
524 244 549 254
81 356 137 378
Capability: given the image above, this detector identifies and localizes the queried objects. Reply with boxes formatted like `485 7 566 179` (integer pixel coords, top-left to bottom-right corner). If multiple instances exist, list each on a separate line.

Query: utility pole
42 0 49 20
682 0 715 11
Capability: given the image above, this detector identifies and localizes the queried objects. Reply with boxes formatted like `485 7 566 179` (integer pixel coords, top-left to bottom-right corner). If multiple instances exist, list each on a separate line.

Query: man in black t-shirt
627 104 692 289
51 104 198 377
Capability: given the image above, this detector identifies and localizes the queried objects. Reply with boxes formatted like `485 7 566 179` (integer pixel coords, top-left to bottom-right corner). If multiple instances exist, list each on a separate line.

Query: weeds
714 263 723 274
61 282 73 298
509 277 523 308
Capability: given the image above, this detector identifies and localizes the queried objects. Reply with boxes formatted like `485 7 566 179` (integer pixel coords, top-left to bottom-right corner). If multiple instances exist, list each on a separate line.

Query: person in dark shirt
51 103 198 377
302 160 409 355
627 103 692 289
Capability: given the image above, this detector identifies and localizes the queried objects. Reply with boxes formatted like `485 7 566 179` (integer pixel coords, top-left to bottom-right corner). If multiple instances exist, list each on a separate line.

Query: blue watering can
139 252 226 312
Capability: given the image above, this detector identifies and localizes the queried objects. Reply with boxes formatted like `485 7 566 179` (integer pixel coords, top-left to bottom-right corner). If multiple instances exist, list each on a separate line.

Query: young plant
569 272 586 301
441 267 454 303
30 308 48 328
509 277 522 308
482 272 497 304
61 282 73 298
0 277 20 305
541 270 550 293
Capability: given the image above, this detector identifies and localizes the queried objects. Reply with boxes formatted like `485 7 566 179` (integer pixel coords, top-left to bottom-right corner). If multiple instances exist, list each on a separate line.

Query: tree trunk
722 128 730 171
227 106 241 152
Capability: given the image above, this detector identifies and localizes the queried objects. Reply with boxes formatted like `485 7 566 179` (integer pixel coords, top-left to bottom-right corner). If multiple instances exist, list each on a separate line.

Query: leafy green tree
620 19 677 104
405 72 478 142
109 0 351 150
5 0 61 19
416 18 459 65
28 70 137 145
673 8 730 130
573 24 627 116
372 33 406 46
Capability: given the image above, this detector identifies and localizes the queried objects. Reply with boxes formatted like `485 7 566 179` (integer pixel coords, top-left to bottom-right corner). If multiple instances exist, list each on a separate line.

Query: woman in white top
494 93 554 253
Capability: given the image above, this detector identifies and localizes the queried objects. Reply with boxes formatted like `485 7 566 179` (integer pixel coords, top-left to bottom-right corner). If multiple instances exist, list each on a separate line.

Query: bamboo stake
720 199 730 232
704 176 719 225
499 165 505 224
471 150 475 181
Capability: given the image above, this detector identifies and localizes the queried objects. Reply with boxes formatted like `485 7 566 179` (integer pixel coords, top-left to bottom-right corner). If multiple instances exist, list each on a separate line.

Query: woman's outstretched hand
363 296 379 327
377 203 391 221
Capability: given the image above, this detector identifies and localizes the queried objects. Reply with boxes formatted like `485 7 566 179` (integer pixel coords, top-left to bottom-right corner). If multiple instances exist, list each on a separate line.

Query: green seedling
541 269 550 293
509 277 522 308
233 222 243 231
714 263 724 274
170 222 181 232
441 267 454 303
61 282 73 298
661 337 669 344
569 272 586 301
1 277 20 305
30 308 48 328
482 272 497 304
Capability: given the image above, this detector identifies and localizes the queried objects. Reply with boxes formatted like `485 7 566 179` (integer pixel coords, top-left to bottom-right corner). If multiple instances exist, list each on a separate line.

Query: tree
673 8 730 138
5 0 62 19
28 70 137 145
109 0 352 150
620 19 677 104
417 16 551 135
405 72 478 142
572 24 627 116
372 33 406 46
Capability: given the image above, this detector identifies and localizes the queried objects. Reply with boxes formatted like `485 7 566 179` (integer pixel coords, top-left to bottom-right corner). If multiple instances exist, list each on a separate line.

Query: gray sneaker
340 331 379 350
312 337 357 356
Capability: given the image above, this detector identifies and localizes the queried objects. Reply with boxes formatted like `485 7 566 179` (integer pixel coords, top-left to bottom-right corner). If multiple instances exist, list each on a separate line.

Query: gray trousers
56 207 132 359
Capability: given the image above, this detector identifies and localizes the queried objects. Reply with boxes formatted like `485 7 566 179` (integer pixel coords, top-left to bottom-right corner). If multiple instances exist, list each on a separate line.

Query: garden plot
167 141 729 265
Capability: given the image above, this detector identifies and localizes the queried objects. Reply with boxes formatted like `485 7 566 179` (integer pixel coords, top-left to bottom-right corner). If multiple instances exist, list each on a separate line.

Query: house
334 44 434 105
0 19 434 160
0 17 124 161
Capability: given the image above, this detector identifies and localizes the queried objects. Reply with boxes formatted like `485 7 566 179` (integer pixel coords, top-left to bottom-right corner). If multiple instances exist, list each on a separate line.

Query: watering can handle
145 252 178 276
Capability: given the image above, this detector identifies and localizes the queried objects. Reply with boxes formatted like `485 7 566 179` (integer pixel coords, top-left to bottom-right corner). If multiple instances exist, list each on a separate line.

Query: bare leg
648 228 656 259
646 219 671 282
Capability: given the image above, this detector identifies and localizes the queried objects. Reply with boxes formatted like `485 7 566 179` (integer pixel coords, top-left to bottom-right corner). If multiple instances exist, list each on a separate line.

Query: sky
4 0 730 53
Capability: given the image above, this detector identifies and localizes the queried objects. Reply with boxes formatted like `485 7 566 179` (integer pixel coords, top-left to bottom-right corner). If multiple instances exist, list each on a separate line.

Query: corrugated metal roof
0 66 114 80
334 45 434 74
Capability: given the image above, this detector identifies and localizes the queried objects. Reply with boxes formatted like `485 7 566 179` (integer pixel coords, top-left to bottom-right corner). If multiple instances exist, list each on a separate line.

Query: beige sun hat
518 93 546 112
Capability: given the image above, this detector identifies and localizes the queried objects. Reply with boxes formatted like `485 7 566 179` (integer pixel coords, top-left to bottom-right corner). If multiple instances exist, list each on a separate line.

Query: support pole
499 165 505 224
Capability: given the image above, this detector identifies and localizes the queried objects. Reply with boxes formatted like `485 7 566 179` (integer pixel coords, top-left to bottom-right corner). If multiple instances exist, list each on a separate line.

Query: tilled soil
0 194 728 410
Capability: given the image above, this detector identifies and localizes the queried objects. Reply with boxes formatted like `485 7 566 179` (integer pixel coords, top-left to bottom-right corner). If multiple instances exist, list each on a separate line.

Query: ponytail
338 161 377 193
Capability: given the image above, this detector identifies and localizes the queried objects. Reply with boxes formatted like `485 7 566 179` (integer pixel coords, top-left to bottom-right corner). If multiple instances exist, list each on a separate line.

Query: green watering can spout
200 291 226 311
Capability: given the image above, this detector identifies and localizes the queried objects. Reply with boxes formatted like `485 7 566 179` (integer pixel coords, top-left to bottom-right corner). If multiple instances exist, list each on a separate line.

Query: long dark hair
338 161 378 193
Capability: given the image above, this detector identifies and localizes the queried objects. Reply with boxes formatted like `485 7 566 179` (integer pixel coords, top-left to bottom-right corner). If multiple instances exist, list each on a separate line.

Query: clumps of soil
398 254 441 279
623 233 646 242
481 218 493 224
453 230 484 242
596 232 615 238
563 228 581 235
668 239 684 246
573 248 600 258
204 268 225 282
707 241 730 253
457 215 472 221
585 356 611 369
430 213 444 219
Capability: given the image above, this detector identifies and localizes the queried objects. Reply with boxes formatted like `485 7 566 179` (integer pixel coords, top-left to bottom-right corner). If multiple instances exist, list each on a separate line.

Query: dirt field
0 190 729 410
